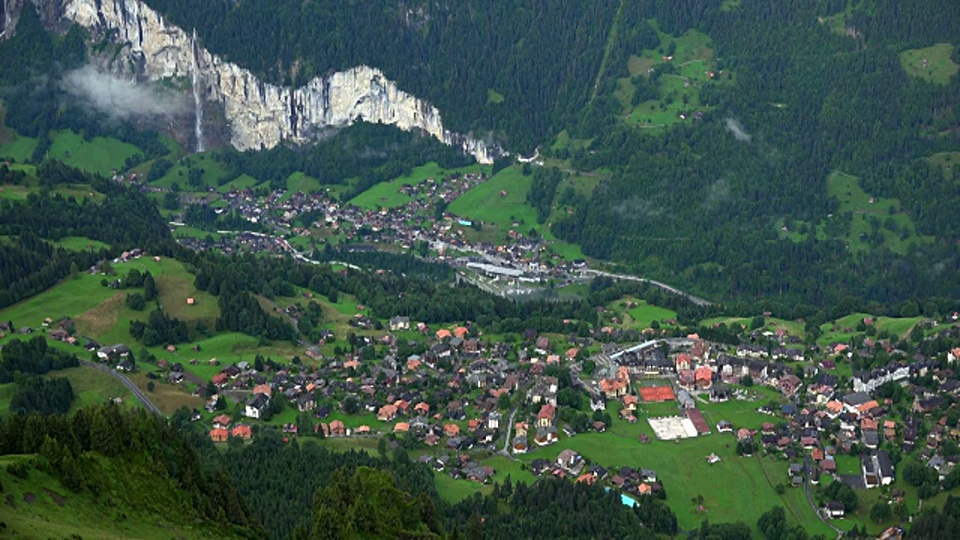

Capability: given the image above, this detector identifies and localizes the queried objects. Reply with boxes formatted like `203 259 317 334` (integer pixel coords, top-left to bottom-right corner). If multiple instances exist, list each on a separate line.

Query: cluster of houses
167 168 592 285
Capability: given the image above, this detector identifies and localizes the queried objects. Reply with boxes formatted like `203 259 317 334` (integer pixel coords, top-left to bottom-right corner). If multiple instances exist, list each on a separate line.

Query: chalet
826 501 845 518
329 420 347 437
231 425 252 439
210 428 228 442
97 343 131 361
557 449 582 473
213 414 232 429
534 426 558 446
530 459 553 476
245 393 269 419
297 394 316 412
675 353 692 371
389 316 410 331
640 468 657 483
487 411 502 431
537 404 557 427
512 435 529 454
913 396 944 414
779 374 802 396
862 450 894 488
377 404 398 422
710 384 732 402
695 366 713 389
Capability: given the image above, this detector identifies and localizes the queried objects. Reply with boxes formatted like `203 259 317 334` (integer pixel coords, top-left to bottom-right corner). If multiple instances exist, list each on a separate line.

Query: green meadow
619 24 729 131
349 162 489 210
46 130 142 176
153 152 229 189
53 236 110 252
899 43 958 85
778 171 932 256
0 133 38 163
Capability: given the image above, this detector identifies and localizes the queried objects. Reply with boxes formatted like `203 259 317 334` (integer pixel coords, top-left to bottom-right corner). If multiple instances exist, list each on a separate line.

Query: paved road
500 407 519 454
803 444 842 538
80 360 162 415
579 269 713 306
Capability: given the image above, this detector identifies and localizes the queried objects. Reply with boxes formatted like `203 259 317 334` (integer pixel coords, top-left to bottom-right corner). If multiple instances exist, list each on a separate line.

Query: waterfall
2 1 11 39
190 28 205 153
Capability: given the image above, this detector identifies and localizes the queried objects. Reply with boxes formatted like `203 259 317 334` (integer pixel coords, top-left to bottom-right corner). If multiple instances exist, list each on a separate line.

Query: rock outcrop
51 0 500 162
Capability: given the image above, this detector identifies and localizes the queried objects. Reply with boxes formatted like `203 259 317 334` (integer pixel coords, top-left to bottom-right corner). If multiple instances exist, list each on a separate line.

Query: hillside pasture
0 133 38 163
153 153 228 190
899 43 958 85
780 171 932 255
46 130 142 176
621 25 727 130
448 166 537 231
53 236 110 252
927 151 960 181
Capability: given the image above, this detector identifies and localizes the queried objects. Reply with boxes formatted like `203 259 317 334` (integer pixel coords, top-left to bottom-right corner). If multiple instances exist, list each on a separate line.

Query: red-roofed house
329 420 346 437
378 404 398 421
231 425 252 439
695 366 713 389
537 404 556 427
209 428 228 442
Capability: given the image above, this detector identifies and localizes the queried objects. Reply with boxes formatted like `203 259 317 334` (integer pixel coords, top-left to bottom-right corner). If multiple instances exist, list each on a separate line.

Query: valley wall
25 0 501 162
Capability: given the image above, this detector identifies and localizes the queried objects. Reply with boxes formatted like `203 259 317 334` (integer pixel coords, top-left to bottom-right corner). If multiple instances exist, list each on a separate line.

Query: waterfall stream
190 28 205 153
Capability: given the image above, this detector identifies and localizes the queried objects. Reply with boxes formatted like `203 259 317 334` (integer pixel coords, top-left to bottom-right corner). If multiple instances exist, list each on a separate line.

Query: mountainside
29 0 501 162
0 406 262 539
2 0 960 308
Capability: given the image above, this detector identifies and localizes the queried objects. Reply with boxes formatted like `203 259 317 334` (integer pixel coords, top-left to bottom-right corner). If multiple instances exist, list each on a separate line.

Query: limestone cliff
45 0 500 163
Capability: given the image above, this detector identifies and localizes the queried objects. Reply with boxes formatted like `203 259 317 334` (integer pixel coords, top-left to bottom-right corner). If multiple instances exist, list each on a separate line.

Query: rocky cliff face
50 0 500 163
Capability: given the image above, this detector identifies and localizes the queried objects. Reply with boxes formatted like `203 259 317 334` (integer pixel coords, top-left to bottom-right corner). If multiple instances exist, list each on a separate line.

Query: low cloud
63 66 188 120
724 117 752 142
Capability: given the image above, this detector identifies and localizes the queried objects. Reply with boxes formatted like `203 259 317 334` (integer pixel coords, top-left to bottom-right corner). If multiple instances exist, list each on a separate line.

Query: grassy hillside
0 455 243 539
45 130 142 176
899 43 959 85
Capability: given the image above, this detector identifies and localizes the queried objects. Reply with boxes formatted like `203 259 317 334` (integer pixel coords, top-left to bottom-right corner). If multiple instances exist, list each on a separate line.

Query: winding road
579 269 713 306
80 359 162 416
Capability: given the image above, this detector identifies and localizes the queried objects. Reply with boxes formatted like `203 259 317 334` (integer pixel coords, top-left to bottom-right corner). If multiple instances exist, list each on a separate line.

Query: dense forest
7 376 74 416
551 0 960 308
0 336 80 382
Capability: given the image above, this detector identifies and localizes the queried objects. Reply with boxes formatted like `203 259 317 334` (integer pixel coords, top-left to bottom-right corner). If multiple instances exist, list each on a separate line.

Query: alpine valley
1 1 960 539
